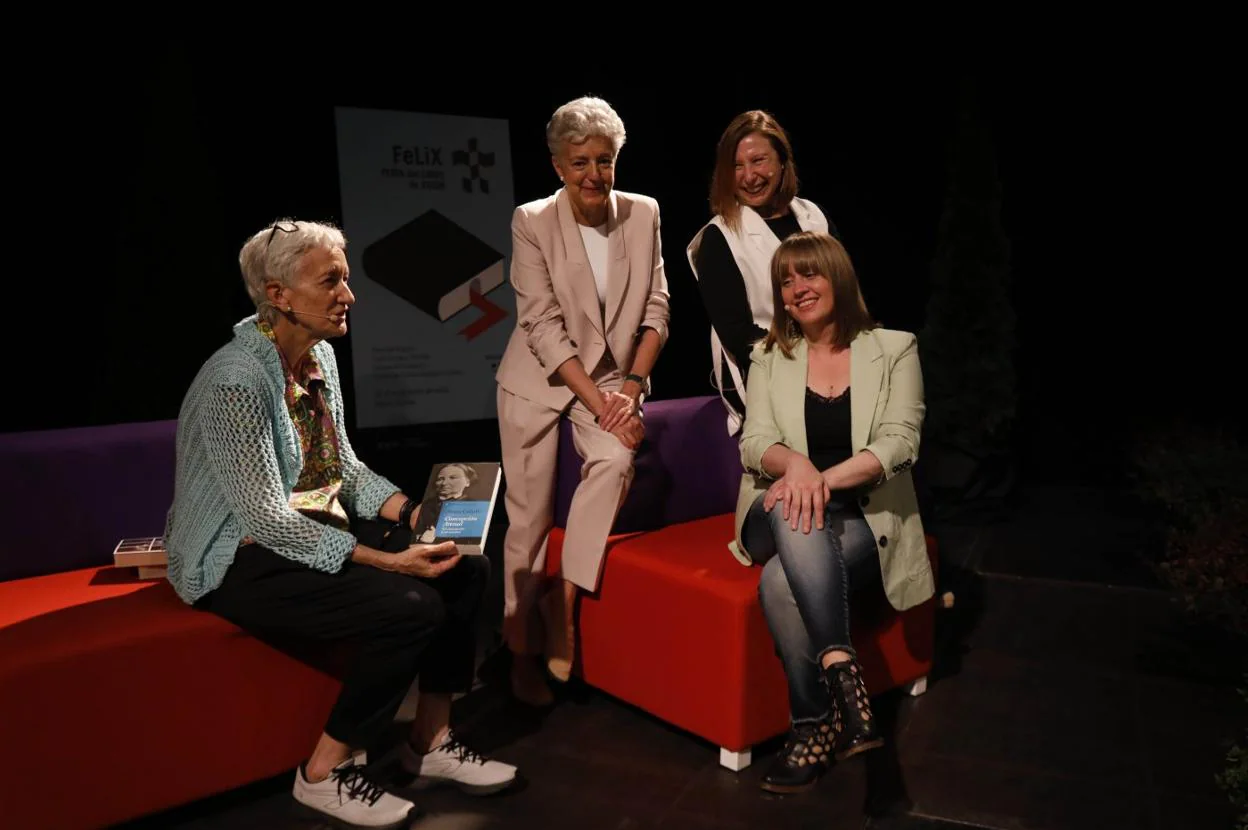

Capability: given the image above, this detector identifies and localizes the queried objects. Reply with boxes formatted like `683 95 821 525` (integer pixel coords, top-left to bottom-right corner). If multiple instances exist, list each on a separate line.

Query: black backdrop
8 42 1234 495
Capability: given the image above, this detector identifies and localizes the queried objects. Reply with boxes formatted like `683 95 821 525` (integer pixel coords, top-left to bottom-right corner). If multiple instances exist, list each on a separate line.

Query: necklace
807 344 848 398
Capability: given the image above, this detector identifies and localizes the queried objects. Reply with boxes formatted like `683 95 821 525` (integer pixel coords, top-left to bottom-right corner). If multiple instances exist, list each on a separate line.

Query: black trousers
195 520 489 749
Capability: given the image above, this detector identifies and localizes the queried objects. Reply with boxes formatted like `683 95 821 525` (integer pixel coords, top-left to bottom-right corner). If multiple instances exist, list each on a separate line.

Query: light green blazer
731 328 936 612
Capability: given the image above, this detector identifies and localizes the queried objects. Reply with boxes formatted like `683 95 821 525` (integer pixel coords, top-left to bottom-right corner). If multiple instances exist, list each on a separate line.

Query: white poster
334 106 515 428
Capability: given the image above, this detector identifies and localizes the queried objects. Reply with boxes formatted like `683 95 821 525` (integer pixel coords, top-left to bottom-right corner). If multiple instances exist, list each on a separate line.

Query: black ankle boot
759 721 835 794
822 659 884 761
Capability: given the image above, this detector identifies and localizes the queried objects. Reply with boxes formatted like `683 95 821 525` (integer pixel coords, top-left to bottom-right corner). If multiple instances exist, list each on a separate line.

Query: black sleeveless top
805 386 853 472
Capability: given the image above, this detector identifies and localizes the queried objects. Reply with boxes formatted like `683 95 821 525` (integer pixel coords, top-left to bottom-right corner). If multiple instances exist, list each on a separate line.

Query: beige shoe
538 584 575 682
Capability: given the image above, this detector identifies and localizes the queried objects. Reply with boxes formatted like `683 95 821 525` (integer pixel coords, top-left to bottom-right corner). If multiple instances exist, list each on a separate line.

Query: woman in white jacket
687 110 841 434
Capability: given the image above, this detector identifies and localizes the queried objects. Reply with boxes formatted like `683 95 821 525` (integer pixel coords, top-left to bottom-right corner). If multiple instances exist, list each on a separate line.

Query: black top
805 386 853 473
693 204 840 404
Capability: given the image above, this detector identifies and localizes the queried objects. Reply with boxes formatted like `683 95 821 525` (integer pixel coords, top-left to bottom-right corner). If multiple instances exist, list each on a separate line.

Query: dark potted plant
918 78 1017 523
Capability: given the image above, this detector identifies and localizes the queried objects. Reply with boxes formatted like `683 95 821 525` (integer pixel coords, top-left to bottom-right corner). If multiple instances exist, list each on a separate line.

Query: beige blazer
732 329 936 612
495 189 671 411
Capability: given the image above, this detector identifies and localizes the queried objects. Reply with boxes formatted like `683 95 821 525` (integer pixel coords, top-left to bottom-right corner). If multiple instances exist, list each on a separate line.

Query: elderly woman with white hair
165 219 517 828
495 96 671 706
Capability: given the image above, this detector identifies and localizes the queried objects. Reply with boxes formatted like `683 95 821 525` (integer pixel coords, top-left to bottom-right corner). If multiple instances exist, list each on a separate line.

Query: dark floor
116 487 1244 830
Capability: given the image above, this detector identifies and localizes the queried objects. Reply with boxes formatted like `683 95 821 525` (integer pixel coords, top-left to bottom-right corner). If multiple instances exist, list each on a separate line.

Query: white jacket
686 197 829 434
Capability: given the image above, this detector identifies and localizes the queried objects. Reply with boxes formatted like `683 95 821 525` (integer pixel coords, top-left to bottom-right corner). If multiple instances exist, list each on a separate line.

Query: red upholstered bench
0 419 359 828
546 397 937 770
543 516 936 770
0 566 343 830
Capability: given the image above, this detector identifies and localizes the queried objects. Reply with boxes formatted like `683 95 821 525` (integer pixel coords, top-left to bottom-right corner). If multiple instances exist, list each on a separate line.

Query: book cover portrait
412 462 502 555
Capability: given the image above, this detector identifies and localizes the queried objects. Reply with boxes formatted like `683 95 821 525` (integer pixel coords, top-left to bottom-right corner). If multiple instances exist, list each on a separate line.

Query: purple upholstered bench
552 395 742 532
0 419 178 583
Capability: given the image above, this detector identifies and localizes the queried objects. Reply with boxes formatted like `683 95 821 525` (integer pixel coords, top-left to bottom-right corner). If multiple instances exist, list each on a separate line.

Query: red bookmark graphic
459 287 507 341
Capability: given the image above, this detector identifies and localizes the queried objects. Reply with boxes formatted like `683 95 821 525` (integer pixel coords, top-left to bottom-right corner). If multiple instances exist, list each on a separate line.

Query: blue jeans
743 493 881 724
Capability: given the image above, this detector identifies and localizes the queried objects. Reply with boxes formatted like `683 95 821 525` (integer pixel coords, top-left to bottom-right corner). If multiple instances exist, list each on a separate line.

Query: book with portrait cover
411 462 502 555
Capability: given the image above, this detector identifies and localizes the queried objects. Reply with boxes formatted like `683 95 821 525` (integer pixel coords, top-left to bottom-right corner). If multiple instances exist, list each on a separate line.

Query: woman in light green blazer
732 231 935 794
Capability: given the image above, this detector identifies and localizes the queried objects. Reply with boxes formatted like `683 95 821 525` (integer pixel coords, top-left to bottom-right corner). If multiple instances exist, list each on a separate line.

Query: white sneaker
400 730 518 795
293 758 415 828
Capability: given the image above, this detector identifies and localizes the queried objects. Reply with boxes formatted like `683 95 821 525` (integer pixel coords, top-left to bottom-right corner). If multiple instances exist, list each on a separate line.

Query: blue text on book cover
436 500 490 539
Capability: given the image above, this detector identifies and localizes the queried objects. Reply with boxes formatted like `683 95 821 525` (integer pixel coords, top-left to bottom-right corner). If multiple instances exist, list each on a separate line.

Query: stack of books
113 537 167 580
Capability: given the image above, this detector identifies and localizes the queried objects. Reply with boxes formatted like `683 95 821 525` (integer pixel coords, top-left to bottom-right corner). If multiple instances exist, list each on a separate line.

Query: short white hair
238 219 346 323
546 96 626 157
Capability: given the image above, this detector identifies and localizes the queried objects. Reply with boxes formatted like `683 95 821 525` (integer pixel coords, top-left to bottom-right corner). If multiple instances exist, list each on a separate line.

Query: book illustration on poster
412 462 501 556
362 210 505 323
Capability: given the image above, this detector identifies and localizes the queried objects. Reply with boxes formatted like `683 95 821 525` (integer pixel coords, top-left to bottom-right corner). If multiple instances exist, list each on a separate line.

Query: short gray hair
238 219 346 323
546 96 626 157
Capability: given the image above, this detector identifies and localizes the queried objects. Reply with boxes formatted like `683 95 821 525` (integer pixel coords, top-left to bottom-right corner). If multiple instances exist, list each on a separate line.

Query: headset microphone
287 308 342 320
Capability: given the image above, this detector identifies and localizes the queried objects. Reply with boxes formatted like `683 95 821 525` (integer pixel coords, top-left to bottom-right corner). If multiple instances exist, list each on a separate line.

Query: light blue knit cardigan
163 315 399 605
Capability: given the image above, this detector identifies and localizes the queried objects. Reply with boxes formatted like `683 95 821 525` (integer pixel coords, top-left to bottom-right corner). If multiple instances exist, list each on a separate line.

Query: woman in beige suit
494 97 671 706
732 231 934 794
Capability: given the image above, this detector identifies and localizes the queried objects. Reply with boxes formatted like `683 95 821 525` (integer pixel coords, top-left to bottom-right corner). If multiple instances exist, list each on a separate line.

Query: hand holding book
387 541 461 578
